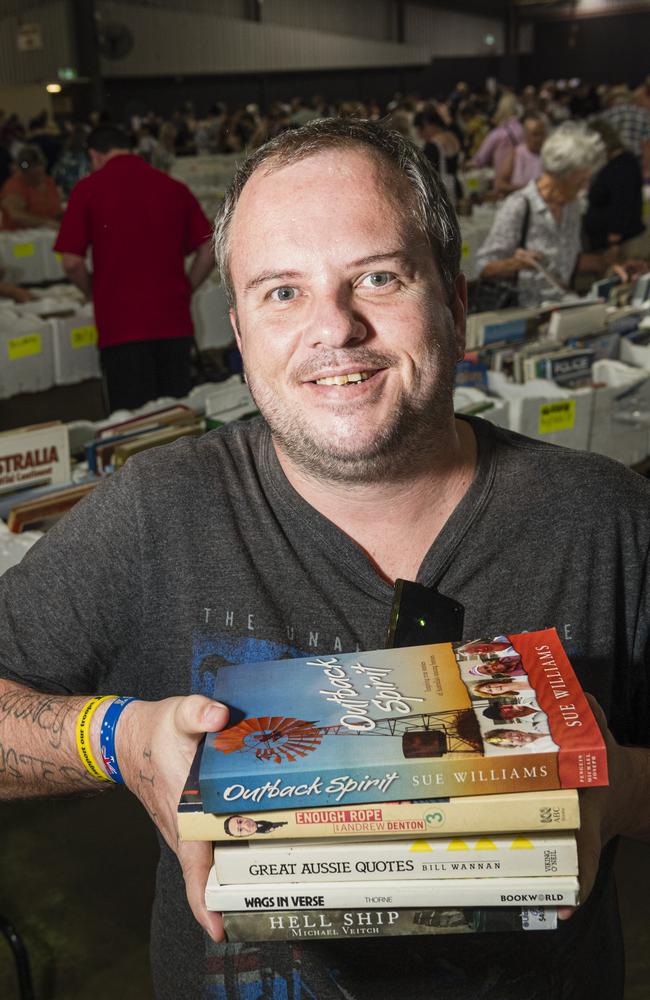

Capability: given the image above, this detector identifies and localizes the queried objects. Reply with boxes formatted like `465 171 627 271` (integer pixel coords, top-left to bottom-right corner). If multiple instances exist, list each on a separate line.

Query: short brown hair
213 117 461 306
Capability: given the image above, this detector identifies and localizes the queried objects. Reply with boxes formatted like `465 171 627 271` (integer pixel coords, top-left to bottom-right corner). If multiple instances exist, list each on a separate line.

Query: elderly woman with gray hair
476 121 612 306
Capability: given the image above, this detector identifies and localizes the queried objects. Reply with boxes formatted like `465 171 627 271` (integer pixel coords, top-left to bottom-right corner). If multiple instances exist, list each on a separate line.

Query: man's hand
61 253 92 300
558 694 649 920
116 695 229 942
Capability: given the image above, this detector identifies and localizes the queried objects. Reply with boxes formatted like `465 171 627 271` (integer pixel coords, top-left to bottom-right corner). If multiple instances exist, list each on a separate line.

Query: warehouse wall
0 83 53 122
404 5 505 56
263 0 396 43
522 9 650 84
546 0 650 13
96 1 518 78
97 1 430 77
0 0 72 86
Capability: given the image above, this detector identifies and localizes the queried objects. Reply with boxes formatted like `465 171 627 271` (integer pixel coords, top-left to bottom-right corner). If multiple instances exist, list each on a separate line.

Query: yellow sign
8 334 42 360
538 399 576 434
13 242 35 258
461 241 470 259
70 324 97 349
466 177 479 191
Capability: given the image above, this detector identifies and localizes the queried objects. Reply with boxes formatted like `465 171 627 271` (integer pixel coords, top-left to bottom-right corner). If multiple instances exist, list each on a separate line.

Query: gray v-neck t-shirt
1 414 648 999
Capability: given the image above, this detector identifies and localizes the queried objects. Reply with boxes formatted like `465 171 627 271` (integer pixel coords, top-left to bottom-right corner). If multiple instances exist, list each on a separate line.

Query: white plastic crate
0 313 55 398
488 373 593 451
204 375 256 424
0 229 49 284
41 234 66 282
589 376 650 466
50 303 101 385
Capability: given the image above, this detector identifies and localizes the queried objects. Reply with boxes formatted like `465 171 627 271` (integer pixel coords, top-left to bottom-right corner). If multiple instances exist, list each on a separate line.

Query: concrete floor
0 791 648 999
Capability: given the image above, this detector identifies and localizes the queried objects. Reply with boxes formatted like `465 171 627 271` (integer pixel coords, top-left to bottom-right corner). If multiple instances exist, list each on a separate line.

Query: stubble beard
244 334 458 486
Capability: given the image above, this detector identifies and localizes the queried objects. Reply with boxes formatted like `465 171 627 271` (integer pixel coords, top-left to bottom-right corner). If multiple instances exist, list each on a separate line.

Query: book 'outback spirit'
198 628 607 813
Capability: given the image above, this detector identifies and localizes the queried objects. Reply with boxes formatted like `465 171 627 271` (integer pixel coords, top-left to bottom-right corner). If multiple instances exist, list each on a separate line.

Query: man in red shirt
55 125 214 411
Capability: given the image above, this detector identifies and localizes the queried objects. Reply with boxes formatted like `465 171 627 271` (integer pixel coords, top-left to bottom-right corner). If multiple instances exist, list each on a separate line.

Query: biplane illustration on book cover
198 628 607 813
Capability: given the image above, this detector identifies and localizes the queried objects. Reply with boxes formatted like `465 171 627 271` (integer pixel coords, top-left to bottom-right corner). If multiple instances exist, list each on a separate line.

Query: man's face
228 148 465 483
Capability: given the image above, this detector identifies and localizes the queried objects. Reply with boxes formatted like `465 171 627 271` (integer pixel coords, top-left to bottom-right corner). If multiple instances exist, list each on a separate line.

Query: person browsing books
476 121 636 305
0 118 648 1000
54 124 215 412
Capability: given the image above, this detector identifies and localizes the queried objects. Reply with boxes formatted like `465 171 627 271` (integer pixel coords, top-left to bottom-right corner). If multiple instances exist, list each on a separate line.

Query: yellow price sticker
538 399 576 434
54 252 62 262
467 178 479 191
461 241 471 259
70 324 97 349
8 333 42 360
13 242 35 258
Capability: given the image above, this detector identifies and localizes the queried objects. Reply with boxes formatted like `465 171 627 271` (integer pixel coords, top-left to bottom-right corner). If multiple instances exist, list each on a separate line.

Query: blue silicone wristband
100 696 137 784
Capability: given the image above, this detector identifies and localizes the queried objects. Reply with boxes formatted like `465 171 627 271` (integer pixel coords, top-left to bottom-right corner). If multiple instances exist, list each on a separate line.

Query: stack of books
179 628 607 942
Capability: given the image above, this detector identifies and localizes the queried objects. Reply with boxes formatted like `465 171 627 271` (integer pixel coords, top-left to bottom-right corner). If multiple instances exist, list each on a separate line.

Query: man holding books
0 119 649 1000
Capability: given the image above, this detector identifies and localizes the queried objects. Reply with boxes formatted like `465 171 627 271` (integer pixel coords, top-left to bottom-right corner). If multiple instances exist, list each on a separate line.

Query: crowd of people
0 75 648 383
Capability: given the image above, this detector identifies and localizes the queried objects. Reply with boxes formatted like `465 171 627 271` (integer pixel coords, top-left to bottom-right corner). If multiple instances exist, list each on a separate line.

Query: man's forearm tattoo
0 736 96 788
0 688 74 749
138 744 159 823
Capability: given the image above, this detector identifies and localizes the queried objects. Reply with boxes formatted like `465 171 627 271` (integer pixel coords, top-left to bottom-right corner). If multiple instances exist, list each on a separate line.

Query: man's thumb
176 694 230 735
